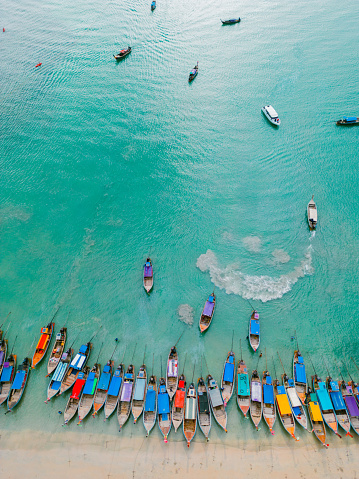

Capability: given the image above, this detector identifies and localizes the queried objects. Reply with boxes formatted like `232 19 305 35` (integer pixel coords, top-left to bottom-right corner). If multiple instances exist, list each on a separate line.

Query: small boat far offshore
151 0 156 11
307 195 317 230
199 293 216 333
188 62 199 82
336 116 359 126
249 311 260 352
261 105 281 126
114 46 131 60
221 17 240 25
143 258 153 293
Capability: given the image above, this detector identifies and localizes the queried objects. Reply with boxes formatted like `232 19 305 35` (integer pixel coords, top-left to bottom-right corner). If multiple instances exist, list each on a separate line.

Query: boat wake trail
196 248 314 302
178 304 194 326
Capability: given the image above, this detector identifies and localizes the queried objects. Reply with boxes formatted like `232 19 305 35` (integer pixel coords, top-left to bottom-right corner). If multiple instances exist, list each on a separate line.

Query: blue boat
312 375 341 437
151 0 156 11
77 363 100 424
143 374 157 436
221 351 235 406
7 357 31 411
249 310 260 352
336 116 359 125
262 371 276 434
104 363 124 420
293 350 307 404
0 354 17 406
326 377 352 436
158 377 171 442
93 359 114 417
46 348 73 402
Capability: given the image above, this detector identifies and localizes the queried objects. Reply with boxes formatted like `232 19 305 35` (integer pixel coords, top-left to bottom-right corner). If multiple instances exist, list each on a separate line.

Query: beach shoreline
0 428 358 478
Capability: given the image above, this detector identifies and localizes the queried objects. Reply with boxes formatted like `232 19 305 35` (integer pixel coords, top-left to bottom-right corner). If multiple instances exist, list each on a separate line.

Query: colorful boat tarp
174 389 185 408
251 381 262 402
70 378 85 399
120 382 133 402
287 387 302 408
0 351 4 365
238 374 250 396
158 393 170 414
263 384 274 404
144 389 156 412
203 301 214 317
11 370 26 390
52 362 68 382
294 363 306 384
167 359 178 378
209 387 223 408
250 320 260 335
330 390 346 411
309 401 323 421
107 375 122 397
70 353 86 370
185 397 196 419
36 334 48 351
144 264 153 277
79 345 88 354
344 396 359 417
83 372 97 395
97 371 111 391
198 391 209 413
223 362 234 383
276 393 292 415
317 388 333 411
133 377 146 400
1 364 13 383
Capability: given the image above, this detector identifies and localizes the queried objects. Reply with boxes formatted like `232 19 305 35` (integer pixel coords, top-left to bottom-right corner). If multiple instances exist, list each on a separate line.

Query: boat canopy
265 105 278 118
144 389 156 412
309 401 322 422
223 362 234 383
70 379 85 399
251 381 262 402
198 391 209 413
70 353 86 370
1 364 13 382
178 379 185 389
158 392 170 414
11 370 26 390
50 380 61 392
330 381 339 391
344 396 359 416
144 264 153 278
330 391 345 411
133 377 146 400
238 373 250 396
83 372 97 395
36 334 49 351
98 371 111 391
121 382 133 402
107 375 122 397
265 375 272 385
344 117 357 122
209 387 223 408
288 379 295 388
294 363 306 383
79 345 88 354
316 389 333 411
61 351 69 361
103 364 111 373
52 362 68 382
124 373 133 379
287 387 301 408
0 351 4 365
174 389 185 408
203 301 214 317
276 394 291 415
250 320 260 336
263 384 274 404
185 397 196 419
159 384 166 394
167 359 178 378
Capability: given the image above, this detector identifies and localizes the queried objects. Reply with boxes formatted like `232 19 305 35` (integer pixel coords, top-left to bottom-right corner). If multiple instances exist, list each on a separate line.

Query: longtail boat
93 360 113 417
143 374 157 437
47 327 67 376
207 374 227 432
131 364 147 423
166 346 178 400
113 46 131 60
158 377 172 442
46 348 73 402
250 370 262 430
77 363 100 424
117 364 135 429
0 335 8 378
172 373 186 432
59 342 92 395
339 380 359 436
248 311 260 352
143 258 153 293
104 364 124 420
199 293 215 333
7 357 31 411
312 375 340 437
32 323 54 368
307 391 328 446
262 371 276 434
273 379 297 440
188 62 198 82
63 368 89 425
283 374 308 430
183 383 197 447
0 354 17 406
236 352 250 418
293 350 307 404
307 195 317 230
151 0 156 11
197 376 211 440
326 377 352 436
221 350 235 407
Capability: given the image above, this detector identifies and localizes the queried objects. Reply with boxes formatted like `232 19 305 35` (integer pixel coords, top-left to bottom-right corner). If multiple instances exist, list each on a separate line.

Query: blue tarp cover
330 381 339 391
79 345 87 354
12 370 26 389
345 117 357 122
238 374 250 396
158 393 170 414
51 380 61 391
124 373 133 379
223 363 234 383
144 389 156 412
294 363 306 383
133 377 146 400
103 365 111 373
1 365 13 382
277 385 286 395
98 372 111 391
265 375 272 385
293 406 301 416
330 391 346 411
108 375 122 396
250 320 260 335
317 389 333 411
53 362 68 382
318 381 326 390
263 384 274 404
298 356 304 364
83 374 96 395
288 379 295 387
229 355 234 364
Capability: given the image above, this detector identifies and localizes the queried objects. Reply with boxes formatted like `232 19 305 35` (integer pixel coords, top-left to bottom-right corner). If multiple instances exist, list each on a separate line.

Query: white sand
0 429 358 479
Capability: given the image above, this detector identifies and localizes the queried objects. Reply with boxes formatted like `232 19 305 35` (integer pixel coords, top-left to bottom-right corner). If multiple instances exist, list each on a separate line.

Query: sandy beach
0 429 358 479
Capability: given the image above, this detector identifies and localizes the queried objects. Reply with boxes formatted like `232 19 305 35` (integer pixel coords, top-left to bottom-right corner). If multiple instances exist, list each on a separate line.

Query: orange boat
32 323 54 368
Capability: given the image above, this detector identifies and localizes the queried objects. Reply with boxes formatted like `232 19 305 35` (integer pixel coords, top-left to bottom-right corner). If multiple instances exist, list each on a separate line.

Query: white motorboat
307 195 317 229
261 105 281 126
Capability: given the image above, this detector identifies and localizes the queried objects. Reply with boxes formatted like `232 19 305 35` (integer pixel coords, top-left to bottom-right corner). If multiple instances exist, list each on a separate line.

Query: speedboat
261 105 281 126
114 46 131 60
189 62 198 82
221 18 240 25
307 195 317 230
336 116 359 126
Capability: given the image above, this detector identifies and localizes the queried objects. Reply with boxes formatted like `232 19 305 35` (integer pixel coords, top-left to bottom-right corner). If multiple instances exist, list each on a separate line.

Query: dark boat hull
114 48 131 60
221 18 241 25
336 120 359 126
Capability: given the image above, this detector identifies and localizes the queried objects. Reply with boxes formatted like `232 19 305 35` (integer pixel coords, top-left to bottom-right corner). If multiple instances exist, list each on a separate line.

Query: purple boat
143 258 153 293
199 293 216 333
117 365 135 429
341 380 359 435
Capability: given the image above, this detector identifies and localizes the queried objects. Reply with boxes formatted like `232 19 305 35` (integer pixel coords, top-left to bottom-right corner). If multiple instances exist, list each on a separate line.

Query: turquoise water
1 0 359 447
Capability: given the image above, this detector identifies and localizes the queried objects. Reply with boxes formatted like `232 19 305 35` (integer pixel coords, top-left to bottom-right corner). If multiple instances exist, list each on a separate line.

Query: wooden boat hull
207 375 227 432
143 375 157 437
158 414 172 442
312 376 339 436
237 361 250 417
117 366 135 429
199 294 216 333
78 364 100 424
221 18 241 24
197 378 211 440
0 354 16 406
143 258 153 293
166 348 178 400
248 311 260 352
7 357 31 411
131 366 147 423
183 384 197 447
172 375 186 432
250 372 262 429
59 343 92 395
114 48 131 60
47 328 67 376
221 351 235 406
32 323 54 368
293 350 307 405
0 339 8 377
104 364 124 420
